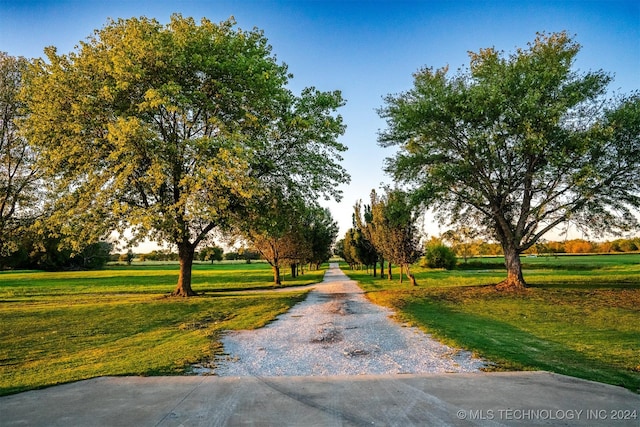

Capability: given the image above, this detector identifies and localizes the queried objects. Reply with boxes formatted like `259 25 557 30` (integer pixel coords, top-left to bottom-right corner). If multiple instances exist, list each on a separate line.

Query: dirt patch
343 348 370 357
320 293 355 315
311 323 343 343
325 300 353 315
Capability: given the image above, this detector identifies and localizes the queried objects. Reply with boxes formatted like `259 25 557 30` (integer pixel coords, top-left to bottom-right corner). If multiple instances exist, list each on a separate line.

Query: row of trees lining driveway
2 23 638 294
2 15 349 295
337 189 422 286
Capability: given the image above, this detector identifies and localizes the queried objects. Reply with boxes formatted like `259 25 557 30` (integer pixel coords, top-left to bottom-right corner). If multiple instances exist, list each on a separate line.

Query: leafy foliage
352 200 381 272
3 232 112 270
422 243 457 270
368 189 422 284
0 52 41 258
198 246 223 263
20 15 348 295
239 193 338 284
379 32 640 289
302 205 340 268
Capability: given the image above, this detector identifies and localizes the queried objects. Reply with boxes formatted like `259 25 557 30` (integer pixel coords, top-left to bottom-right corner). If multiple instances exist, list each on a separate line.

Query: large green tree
21 15 348 295
379 32 640 290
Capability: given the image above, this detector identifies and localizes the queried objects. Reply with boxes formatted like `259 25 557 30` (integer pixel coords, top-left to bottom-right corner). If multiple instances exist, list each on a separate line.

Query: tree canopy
353 199 382 276
344 189 422 284
21 15 349 295
368 189 422 285
0 52 41 259
378 32 640 290
237 189 338 285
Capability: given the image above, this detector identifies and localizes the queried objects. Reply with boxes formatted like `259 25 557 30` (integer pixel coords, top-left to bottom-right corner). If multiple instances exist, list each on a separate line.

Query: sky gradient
2 0 639 246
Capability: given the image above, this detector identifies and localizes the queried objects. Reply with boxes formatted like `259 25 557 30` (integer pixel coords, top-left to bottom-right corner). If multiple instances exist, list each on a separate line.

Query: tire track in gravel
212 263 486 377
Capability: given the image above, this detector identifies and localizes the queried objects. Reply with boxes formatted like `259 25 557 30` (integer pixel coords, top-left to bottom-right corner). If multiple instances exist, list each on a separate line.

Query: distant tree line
529 238 640 255
2 232 113 271
338 220 639 276
130 247 260 263
438 230 640 259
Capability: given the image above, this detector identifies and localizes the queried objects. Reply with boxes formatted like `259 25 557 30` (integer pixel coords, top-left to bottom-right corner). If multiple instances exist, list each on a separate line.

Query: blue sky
1 0 639 244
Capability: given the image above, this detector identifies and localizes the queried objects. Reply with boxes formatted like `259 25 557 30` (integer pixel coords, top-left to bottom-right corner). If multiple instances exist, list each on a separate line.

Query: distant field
0 263 323 396
460 252 640 269
1 261 316 298
345 254 640 393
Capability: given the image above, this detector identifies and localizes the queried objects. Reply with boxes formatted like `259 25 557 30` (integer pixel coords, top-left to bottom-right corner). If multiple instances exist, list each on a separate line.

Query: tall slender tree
353 201 380 276
369 189 422 285
303 206 339 270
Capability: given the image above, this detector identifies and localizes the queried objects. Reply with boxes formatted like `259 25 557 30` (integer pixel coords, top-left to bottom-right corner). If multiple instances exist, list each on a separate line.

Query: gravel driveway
212 263 485 376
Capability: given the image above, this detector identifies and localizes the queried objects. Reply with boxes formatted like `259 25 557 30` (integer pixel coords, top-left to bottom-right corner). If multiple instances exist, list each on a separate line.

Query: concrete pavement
1 371 638 426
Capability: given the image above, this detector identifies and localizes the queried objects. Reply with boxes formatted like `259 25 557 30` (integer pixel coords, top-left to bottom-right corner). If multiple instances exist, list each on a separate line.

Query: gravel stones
212 264 486 377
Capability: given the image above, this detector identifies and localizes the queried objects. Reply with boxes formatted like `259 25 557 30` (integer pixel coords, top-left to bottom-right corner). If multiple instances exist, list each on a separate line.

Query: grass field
345 254 640 393
0 262 323 396
2 255 639 396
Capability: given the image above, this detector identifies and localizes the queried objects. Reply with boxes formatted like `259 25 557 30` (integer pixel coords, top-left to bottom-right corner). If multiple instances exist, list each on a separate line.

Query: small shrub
422 244 457 270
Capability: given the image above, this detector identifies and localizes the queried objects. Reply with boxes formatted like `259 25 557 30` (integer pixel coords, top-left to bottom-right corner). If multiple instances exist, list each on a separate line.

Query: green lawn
3 256 639 396
0 262 323 396
344 254 640 393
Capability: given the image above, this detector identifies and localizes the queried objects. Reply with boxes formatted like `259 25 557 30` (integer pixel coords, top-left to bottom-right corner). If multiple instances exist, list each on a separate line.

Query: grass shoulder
0 262 325 396
343 255 640 393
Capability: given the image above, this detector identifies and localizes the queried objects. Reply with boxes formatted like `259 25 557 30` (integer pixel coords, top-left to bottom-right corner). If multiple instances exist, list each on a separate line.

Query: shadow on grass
402 299 640 393
457 261 610 271
526 281 640 290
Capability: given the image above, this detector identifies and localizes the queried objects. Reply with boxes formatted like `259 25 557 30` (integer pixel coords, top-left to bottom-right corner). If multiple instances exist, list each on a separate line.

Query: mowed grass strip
0 262 321 396
345 254 640 393
0 262 323 300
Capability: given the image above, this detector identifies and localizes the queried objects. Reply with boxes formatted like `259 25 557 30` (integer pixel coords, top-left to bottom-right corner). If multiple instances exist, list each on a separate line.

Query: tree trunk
497 245 527 291
172 243 197 297
380 257 385 279
273 265 282 285
405 264 417 286
387 262 392 280
373 261 377 277
399 264 403 283
290 263 297 278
